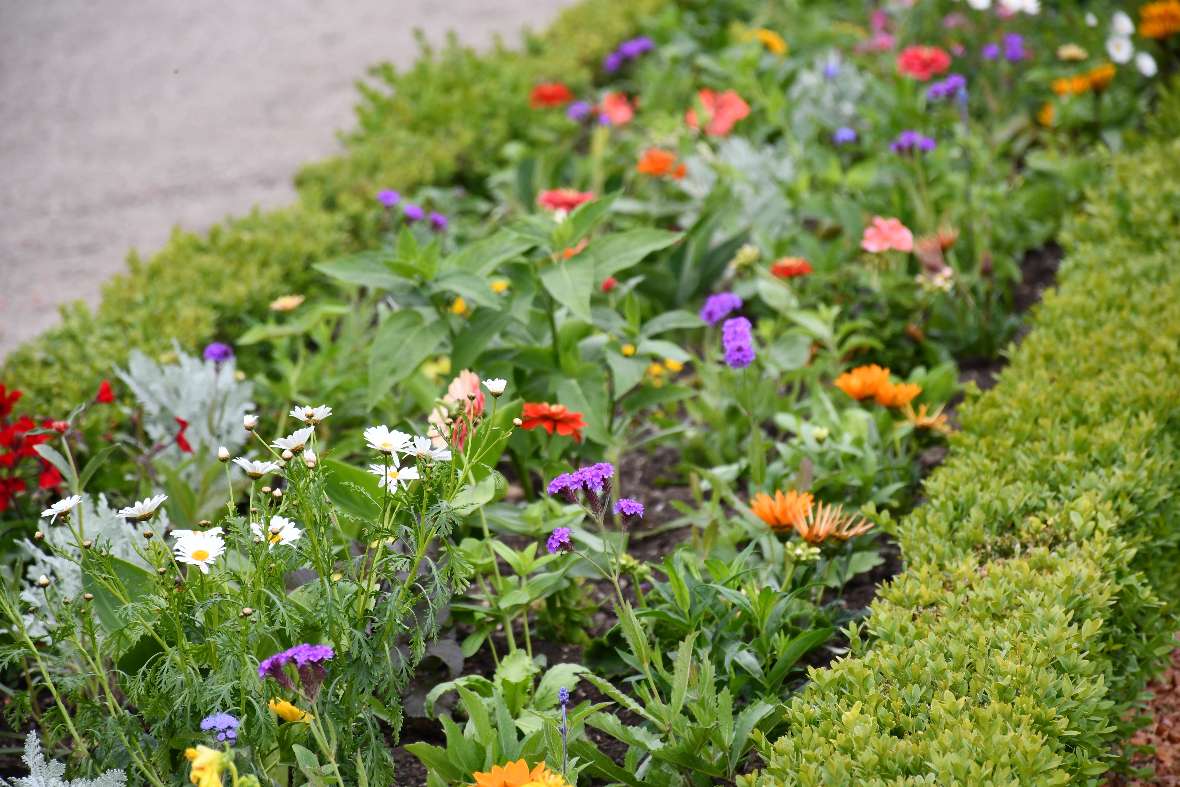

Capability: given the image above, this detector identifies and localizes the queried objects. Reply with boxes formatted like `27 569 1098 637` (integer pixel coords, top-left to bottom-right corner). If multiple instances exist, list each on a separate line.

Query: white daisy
172 529 225 574
233 457 282 479
999 0 1039 14
402 435 452 463
368 456 419 492
1137 51 1159 77
1106 36 1134 64
250 515 302 549
1085 12 1098 27
1112 11 1135 37
482 378 507 396
243 414 259 431
41 495 83 523
364 425 412 454
966 0 991 9
117 494 168 522
289 404 333 425
272 427 314 453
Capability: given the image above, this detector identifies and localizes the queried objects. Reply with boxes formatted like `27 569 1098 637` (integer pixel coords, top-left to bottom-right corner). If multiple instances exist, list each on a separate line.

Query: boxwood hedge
1 0 666 415
745 139 1180 786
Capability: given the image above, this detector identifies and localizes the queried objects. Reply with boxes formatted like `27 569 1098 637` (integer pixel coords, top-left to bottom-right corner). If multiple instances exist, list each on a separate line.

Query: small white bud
243 414 259 431
271 488 283 499
281 449 294 461
303 449 317 469
217 446 230 462
35 575 50 588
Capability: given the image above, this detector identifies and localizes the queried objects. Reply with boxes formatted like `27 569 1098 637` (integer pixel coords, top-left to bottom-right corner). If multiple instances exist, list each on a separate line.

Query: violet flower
926 74 966 101
700 292 743 326
547 472 579 503
614 498 645 522
982 42 1000 60
547 527 573 554
429 211 448 232
722 317 755 369
200 713 240 743
202 342 234 364
377 189 401 207
890 130 936 154
566 101 593 122
1003 33 1027 62
832 126 858 145
403 203 425 222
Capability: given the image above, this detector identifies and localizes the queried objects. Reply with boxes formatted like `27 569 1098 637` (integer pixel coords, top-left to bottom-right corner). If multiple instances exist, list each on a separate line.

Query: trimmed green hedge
747 140 1180 785
1 0 666 415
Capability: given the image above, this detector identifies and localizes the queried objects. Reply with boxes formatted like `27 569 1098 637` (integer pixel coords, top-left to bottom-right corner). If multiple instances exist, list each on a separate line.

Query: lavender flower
566 101 593 122
258 650 295 690
572 462 614 494
403 203 425 222
982 42 1000 61
547 472 579 502
202 342 234 364
547 527 573 554
377 189 401 207
604 36 655 72
604 51 625 73
890 130 937 154
832 126 858 145
722 317 755 369
200 712 240 743
700 292 743 326
1002 33 1027 63
614 498 645 521
558 686 570 776
823 60 841 79
926 73 967 101
558 687 570 706
429 211 448 232
259 644 334 697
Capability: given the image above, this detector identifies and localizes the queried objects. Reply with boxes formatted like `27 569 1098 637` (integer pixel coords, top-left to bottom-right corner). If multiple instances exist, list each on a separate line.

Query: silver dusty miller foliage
0 730 126 787
788 51 867 141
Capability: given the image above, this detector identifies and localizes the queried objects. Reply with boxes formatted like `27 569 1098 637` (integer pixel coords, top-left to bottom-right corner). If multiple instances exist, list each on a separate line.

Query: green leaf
442 232 535 277
77 445 119 492
606 352 649 398
367 310 450 409
314 252 402 290
555 378 609 445
589 229 681 279
767 627 834 688
540 260 597 322
669 632 697 718
729 701 775 773
641 309 703 337
321 459 382 528
535 663 587 710
569 740 646 787
292 745 330 786
452 310 512 371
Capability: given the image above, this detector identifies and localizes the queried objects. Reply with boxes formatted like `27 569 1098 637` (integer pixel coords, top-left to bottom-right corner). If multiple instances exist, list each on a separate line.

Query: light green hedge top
745 140 1180 786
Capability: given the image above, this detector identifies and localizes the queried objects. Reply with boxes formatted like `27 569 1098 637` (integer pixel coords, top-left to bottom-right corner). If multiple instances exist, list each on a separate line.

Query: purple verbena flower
619 36 655 58
572 462 614 494
287 643 335 667
722 317 755 369
403 203 425 222
614 498 645 520
547 472 580 503
429 211 448 232
1002 33 1027 62
258 650 295 689
202 342 234 364
547 527 573 554
200 712 240 743
832 126 858 145
926 73 967 101
890 130 936 154
566 101 593 122
377 189 401 207
700 292 743 326
982 42 1000 61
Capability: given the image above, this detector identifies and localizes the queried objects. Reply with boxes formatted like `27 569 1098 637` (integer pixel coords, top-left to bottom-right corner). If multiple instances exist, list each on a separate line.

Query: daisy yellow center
269 533 282 544
388 469 400 480
192 549 210 561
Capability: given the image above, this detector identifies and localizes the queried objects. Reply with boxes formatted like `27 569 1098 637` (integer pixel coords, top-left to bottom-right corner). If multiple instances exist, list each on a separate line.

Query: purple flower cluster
403 204 425 223
567 101 593 122
429 211 448 232
202 342 234 364
890 130 937 155
722 317 755 369
200 712 240 743
547 527 573 554
614 498 645 520
377 189 401 207
926 73 967 101
604 36 655 72
548 462 615 502
700 292 743 326
832 126 858 145
259 643 335 697
1002 33 1028 62
558 686 570 706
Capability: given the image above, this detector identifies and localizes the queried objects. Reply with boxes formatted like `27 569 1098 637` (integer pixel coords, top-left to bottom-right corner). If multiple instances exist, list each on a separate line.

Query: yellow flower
269 698 312 723
663 358 684 373
450 296 470 316
750 28 788 55
185 745 225 787
269 294 305 312
621 343 637 357
490 279 510 294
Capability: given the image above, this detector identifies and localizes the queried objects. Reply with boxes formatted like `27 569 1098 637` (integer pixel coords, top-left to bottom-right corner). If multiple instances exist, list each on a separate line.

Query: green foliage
744 140 1180 785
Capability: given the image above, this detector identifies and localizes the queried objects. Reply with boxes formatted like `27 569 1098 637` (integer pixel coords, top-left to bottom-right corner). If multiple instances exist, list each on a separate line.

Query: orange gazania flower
520 403 587 442
685 89 750 136
537 189 595 212
751 490 814 532
904 403 952 435
793 501 874 544
770 257 813 279
1140 0 1180 38
472 759 571 787
530 82 574 108
874 381 921 408
834 364 890 401
636 148 686 179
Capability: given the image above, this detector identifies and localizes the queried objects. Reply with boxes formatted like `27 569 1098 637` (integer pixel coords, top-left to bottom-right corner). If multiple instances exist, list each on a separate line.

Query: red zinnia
521 403 587 443
685 89 750 137
537 189 595 212
96 379 115 404
897 46 952 81
0 384 21 419
770 257 813 279
530 82 574 108
38 463 62 490
175 417 193 454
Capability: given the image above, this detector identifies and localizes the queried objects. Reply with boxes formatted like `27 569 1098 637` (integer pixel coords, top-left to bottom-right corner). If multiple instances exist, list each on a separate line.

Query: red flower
521 403 587 443
599 92 634 125
685 89 750 136
530 82 574 108
897 46 952 81
537 189 595 212
770 257 813 279
0 477 27 512
174 417 193 454
96 379 115 404
38 463 62 490
601 277 619 293
0 384 21 420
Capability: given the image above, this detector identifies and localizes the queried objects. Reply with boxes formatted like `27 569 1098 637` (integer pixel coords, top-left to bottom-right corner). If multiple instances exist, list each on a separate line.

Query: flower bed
2 1 1178 785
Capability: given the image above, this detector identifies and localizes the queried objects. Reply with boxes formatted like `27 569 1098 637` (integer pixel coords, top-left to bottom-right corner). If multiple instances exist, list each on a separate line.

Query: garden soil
0 0 571 357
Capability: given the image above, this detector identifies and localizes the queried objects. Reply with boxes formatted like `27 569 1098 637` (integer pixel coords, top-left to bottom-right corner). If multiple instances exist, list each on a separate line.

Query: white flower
217 446 231 462
1112 10 1135 36
172 528 225 574
289 404 333 425
302 448 317 468
41 495 82 523
999 0 1039 14
250 515 302 548
272 427 314 453
233 457 282 479
1137 51 1159 77
1106 36 1134 64
117 494 168 522
402 435 452 463
482 378 507 397
243 414 259 431
966 0 991 9
368 456 419 492
1085 12 1098 27
364 425 412 454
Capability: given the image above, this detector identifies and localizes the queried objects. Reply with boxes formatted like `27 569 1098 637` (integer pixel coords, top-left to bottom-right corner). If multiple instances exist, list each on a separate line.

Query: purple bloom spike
700 292 743 326
722 317 755 369
547 527 573 554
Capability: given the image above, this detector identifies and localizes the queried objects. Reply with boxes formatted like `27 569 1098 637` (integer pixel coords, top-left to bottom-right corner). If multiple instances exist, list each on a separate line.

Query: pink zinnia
537 189 595 212
685 89 750 137
599 92 635 126
861 217 914 253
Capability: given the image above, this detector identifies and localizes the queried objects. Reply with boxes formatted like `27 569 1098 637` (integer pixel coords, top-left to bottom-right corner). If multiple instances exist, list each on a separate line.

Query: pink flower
428 370 485 450
685 89 750 137
861 217 914 253
446 369 485 422
599 92 635 126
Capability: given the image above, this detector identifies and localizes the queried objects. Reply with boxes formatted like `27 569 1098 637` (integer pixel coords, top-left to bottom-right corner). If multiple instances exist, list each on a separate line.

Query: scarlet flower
0 384 21 420
770 257 813 279
601 277 619 293
38 463 62 490
175 417 193 454
897 45 952 81
95 379 115 404
530 82 574 108
537 189 595 212
521 403 587 443
599 92 634 125
636 148 686 179
685 89 750 136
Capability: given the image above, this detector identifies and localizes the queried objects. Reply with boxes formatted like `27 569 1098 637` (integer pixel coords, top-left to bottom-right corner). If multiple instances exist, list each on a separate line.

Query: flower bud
198 520 211 527
157 567 168 575
35 575 50 588
82 592 95 602
261 486 272 495
82 539 93 549
243 414 259 431
217 446 230 463
512 417 523 427
62 597 72 605
281 449 294 461
271 489 283 499
33 531 44 541
240 607 254 618
142 530 155 539
303 449 317 469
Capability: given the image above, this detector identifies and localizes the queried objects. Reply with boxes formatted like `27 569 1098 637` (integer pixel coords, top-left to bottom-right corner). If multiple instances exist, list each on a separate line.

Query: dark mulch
1107 643 1180 786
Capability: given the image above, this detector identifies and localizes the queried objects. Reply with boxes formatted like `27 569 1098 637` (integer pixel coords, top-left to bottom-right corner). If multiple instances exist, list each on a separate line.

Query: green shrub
745 139 1180 786
2 0 668 416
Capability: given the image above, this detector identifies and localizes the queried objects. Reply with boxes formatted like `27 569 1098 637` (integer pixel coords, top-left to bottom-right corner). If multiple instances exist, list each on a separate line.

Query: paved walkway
0 0 571 357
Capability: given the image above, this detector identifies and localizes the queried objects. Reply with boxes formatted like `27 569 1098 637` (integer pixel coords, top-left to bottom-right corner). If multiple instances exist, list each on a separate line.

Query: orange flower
770 257 813 279
793 501 874 544
521 403 587 442
599 92 635 125
834 364 890 401
637 148 687 179
530 82 574 108
685 89 750 136
537 189 595 212
874 381 922 408
1087 63 1116 92
1037 102 1055 127
1140 0 1180 38
751 490 814 532
472 759 571 787
904 403 952 435
561 239 588 259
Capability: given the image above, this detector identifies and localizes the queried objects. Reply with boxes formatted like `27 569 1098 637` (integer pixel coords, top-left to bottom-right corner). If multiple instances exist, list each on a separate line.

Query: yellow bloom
269 698 312 723
750 28 788 55
904 403 952 435
269 294 305 312
490 279 510 294
185 745 225 787
450 296 470 316
621 343 637 357
1056 43 1088 62
663 358 684 373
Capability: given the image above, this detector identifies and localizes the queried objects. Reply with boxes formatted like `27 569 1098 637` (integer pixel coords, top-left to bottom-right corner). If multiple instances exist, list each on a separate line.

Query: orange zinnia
472 759 570 787
793 501 874 544
751 490 814 532
1087 63 1116 92
770 257 813 279
874 381 922 408
1140 0 1180 38
636 148 687 179
520 403 587 442
834 364 890 401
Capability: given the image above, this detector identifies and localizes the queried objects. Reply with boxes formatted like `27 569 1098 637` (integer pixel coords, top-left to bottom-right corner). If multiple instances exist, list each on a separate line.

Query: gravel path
0 0 571 357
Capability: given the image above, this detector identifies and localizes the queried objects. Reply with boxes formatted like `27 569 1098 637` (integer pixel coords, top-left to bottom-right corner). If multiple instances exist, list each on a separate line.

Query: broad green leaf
589 229 681 279
442 232 535 277
33 444 77 489
641 309 703 337
540 260 597 322
367 310 450 408
606 352 648 398
314 252 401 290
